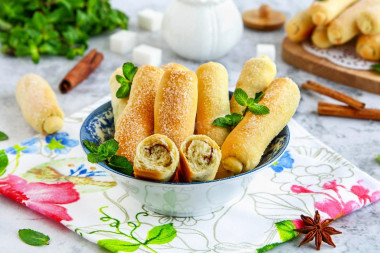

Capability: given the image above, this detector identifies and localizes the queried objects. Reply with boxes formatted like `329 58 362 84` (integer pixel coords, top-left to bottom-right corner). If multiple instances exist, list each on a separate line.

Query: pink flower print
322 180 345 192
314 198 359 219
350 180 380 205
371 191 380 202
292 219 304 229
290 185 314 194
0 175 79 222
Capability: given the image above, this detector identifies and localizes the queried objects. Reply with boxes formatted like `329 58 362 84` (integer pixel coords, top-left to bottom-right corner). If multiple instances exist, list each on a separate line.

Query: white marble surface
0 0 379 252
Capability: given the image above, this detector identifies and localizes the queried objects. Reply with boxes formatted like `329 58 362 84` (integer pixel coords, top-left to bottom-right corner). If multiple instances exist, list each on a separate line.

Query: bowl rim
80 101 290 186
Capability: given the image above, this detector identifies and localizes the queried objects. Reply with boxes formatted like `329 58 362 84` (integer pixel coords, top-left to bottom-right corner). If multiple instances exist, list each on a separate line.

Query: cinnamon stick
302 80 365 110
59 49 103 93
318 102 380 121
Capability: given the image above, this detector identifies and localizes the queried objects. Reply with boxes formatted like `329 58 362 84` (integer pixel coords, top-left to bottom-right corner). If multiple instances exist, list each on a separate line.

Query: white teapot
162 0 243 61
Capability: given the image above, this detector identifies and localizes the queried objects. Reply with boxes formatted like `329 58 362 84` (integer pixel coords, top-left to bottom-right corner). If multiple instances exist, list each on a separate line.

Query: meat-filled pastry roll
16 73 64 134
231 56 276 114
308 0 357 26
155 70 198 148
285 9 315 43
196 62 230 147
161 63 188 71
312 26 333 49
357 4 380 35
356 34 380 61
115 65 164 162
328 0 380 45
179 135 221 182
109 67 129 124
134 134 180 182
221 78 300 175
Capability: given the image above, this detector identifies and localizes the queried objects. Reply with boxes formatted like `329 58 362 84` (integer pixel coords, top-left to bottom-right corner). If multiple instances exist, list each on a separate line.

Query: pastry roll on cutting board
154 70 198 148
312 26 333 49
134 134 180 182
356 34 380 61
285 9 315 43
16 73 64 135
231 56 276 114
308 0 357 26
328 0 380 45
357 4 380 35
196 62 230 147
221 78 300 175
179 135 221 182
109 67 129 124
115 65 164 162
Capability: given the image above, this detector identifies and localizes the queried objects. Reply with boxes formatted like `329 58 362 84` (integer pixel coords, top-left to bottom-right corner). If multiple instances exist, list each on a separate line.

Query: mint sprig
116 62 138 98
0 131 8 141
83 139 133 176
376 155 380 164
371 63 380 74
213 88 270 129
18 229 50 246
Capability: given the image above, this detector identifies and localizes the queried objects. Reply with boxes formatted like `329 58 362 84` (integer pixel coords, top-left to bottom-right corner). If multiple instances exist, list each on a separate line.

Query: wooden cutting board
282 37 380 94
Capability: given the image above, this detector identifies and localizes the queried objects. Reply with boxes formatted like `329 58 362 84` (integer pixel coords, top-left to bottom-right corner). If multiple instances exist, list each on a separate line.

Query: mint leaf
87 153 107 163
254 91 264 103
248 104 270 115
371 64 380 74
0 150 8 177
228 113 244 127
83 140 98 153
234 88 248 107
145 223 177 245
213 117 231 128
376 155 380 164
108 155 133 176
116 75 129 86
213 113 244 128
98 239 140 253
0 131 8 141
18 229 50 246
116 84 131 98
98 139 119 157
122 62 138 81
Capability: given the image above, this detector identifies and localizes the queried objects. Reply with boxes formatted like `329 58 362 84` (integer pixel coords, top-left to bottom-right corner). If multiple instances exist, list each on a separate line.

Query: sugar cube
138 9 163 32
110 30 137 54
256 44 276 62
133 44 162 66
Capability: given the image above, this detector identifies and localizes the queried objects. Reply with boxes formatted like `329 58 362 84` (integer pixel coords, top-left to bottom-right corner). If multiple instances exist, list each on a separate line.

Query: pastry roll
357 4 380 35
154 70 198 148
115 65 164 162
285 9 315 43
327 0 380 45
161 63 188 71
195 62 230 147
221 78 300 175
312 26 333 49
16 73 64 135
109 67 129 124
308 0 357 26
179 135 221 182
231 56 276 114
134 134 180 182
356 34 380 61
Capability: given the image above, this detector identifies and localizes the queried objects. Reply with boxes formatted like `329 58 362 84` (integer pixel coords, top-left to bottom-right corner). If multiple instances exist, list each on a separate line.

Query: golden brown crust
308 0 357 26
285 9 315 43
109 67 129 124
160 63 188 71
312 26 333 49
356 34 380 61
357 4 380 35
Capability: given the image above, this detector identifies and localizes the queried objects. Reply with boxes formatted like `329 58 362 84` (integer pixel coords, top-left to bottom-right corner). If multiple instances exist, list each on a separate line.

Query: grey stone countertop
0 0 379 252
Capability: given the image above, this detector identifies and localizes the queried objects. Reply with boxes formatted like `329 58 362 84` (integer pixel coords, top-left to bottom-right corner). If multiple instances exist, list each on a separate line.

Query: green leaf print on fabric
145 223 177 245
275 220 298 242
0 150 8 176
256 242 282 253
97 239 140 252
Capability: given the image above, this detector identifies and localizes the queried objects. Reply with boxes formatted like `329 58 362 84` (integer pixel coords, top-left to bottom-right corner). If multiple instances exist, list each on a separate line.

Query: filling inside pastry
144 144 172 167
185 140 215 172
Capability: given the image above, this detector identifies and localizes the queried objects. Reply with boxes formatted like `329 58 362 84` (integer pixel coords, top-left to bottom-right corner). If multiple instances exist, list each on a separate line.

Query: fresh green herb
0 149 8 177
213 88 270 129
83 139 133 176
376 155 380 164
116 62 138 98
371 64 380 74
18 229 50 246
0 0 128 63
0 131 8 141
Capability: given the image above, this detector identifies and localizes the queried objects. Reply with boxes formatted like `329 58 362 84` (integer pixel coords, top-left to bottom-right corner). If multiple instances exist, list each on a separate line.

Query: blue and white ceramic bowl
80 100 290 217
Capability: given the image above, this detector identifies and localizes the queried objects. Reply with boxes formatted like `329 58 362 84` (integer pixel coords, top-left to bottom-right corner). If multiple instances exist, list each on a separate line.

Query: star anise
294 210 342 250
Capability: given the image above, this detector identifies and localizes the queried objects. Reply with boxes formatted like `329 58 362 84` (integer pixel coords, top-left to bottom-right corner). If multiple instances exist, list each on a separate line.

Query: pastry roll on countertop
357 4 380 35
285 9 315 43
179 135 221 182
154 70 198 148
356 34 380 61
115 65 164 162
308 0 357 26
312 26 333 49
161 62 188 71
134 134 180 182
109 67 129 124
221 78 300 175
231 56 276 114
196 62 230 147
16 73 64 135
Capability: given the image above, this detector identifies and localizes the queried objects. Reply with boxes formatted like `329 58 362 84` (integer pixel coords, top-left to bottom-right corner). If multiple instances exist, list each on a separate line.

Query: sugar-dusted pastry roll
312 26 333 49
154 70 198 148
231 56 276 114
161 62 188 71
221 78 300 175
109 67 129 124
115 65 164 162
134 134 180 182
357 4 380 35
285 9 315 43
16 74 64 135
328 0 380 45
309 0 358 26
179 135 221 182
356 34 380 61
195 62 230 147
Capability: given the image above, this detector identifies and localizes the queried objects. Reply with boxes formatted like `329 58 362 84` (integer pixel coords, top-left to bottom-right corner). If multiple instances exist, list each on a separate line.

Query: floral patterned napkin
1 97 379 253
